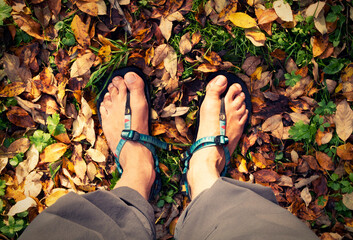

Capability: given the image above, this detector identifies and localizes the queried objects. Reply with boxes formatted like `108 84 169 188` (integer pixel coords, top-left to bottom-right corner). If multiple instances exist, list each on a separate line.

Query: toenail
215 76 227 86
125 73 137 84
236 83 242 90
240 92 245 98
113 77 121 83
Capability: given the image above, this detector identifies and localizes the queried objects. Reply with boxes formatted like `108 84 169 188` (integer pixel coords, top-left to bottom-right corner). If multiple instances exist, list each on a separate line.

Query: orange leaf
270 48 286 60
312 35 329 57
337 143 353 160
316 151 335 171
12 13 43 40
251 152 267 168
253 169 280 183
45 188 69 207
40 143 68 163
71 15 90 48
76 0 98 16
257 8 278 25
70 52 96 78
196 63 218 72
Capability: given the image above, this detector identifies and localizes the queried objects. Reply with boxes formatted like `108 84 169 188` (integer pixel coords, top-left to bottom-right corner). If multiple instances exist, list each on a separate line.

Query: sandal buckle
121 130 140 141
214 135 229 145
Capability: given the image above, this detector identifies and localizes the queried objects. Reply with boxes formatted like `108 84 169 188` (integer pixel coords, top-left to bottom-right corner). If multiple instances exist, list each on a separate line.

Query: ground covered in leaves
0 0 353 239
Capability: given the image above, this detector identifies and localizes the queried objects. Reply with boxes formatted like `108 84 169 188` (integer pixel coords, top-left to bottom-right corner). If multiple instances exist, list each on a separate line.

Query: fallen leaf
343 192 353 210
228 12 257 29
316 151 335 171
257 8 278 25
0 82 26 97
152 44 169 66
175 117 189 138
295 175 320 188
251 152 267 168
301 187 312 207
171 107 189 117
0 157 7 172
314 10 327 35
196 63 218 72
45 188 69 207
302 155 320 170
305 1 325 18
253 169 280 183
333 100 353 141
273 0 293 22
245 27 266 46
289 112 310 124
12 12 43 39
40 143 68 163
87 162 97 181
164 46 177 78
312 35 329 57
6 106 36 128
70 52 96 78
33 67 58 96
337 143 353 160
160 17 173 41
24 171 43 197
262 114 282 132
72 144 87 180
316 130 333 146
76 0 98 16
8 138 30 156
242 56 261 76
86 148 106 163
277 175 293 187
71 15 90 47
7 197 37 216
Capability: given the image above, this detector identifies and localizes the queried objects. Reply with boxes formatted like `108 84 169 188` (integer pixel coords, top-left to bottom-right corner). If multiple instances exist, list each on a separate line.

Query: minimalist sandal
180 71 252 197
97 67 172 199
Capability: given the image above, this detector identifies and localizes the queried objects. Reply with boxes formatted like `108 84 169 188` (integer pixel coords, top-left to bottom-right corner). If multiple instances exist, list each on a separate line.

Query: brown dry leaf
160 17 173 41
333 99 353 141
314 10 327 35
7 106 36 128
257 8 278 25
302 155 320 170
289 112 310 124
343 192 353 210
262 114 282 132
24 171 43 197
277 175 293 187
76 0 98 16
228 12 257 29
245 27 266 46
33 67 58 96
242 56 261 76
312 35 329 57
71 15 90 48
301 187 312 207
191 31 201 46
72 144 87 180
87 162 97 181
295 175 320 189
8 138 30 156
45 188 69 207
12 12 43 40
270 48 286 60
305 1 325 18
316 130 333 146
0 82 26 97
152 44 169 67
341 63 353 82
16 144 39 184
40 143 68 163
273 0 293 22
337 143 353 160
7 197 37 216
98 45 112 63
70 52 96 78
164 46 178 78
253 169 280 183
196 63 218 73
86 148 106 163
316 151 335 171
204 52 222 66
175 117 189 138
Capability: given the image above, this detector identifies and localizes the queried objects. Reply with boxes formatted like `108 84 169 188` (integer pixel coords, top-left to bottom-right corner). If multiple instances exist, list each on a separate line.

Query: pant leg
19 187 155 240
175 177 319 240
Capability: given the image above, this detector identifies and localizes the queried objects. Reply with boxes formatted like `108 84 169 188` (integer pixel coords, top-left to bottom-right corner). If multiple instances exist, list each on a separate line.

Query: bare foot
99 72 155 199
187 75 248 199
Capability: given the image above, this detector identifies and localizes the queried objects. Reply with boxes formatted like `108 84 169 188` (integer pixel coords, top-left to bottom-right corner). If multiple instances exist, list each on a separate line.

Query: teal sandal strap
181 98 230 197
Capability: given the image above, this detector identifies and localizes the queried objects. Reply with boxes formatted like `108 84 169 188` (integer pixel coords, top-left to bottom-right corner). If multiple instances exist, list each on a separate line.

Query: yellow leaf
45 188 69 207
71 15 90 48
228 12 257 29
245 28 266 46
98 45 111 63
40 143 68 163
0 82 26 97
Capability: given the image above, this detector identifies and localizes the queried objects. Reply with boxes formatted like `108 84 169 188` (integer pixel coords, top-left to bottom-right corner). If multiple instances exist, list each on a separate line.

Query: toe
100 104 108 117
225 83 242 102
108 83 119 101
124 72 145 95
103 93 112 107
112 76 127 97
205 75 227 99
232 92 246 109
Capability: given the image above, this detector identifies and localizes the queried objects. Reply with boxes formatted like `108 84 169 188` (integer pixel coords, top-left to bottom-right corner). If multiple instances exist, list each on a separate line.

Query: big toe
124 72 145 95
205 75 228 99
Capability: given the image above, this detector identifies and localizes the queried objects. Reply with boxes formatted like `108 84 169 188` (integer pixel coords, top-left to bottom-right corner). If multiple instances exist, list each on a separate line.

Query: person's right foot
187 75 248 199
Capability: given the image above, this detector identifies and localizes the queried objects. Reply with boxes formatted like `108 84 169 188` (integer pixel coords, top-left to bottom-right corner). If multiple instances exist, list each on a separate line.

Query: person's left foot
99 72 155 199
